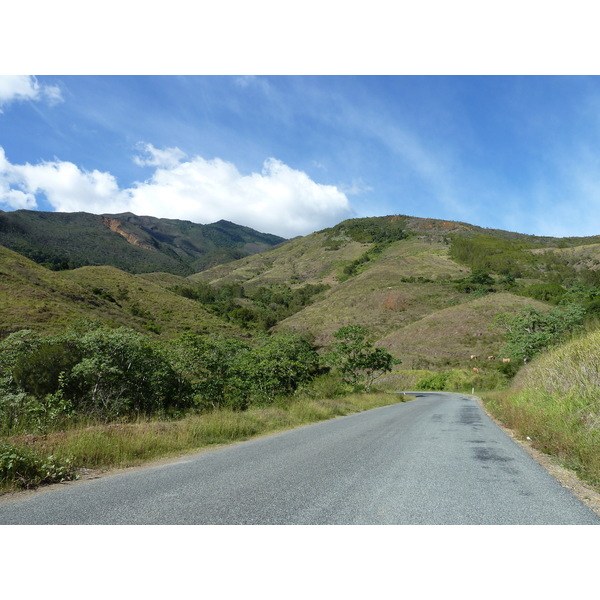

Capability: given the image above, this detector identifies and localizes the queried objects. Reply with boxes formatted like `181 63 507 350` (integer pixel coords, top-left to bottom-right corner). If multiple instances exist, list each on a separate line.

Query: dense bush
67 327 191 418
171 332 322 410
328 217 408 244
0 323 395 436
416 368 506 392
170 282 329 330
449 235 532 277
492 304 586 364
453 269 496 295
0 443 77 489
13 339 82 397
449 233 600 289
0 326 194 432
516 282 566 304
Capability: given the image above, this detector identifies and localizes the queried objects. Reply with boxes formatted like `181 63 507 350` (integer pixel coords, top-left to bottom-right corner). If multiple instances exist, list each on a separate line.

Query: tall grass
1 389 409 494
481 330 600 488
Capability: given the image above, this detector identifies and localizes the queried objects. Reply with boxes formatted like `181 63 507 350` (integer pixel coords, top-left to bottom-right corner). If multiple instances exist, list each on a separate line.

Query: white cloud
0 147 37 209
0 145 353 238
128 154 352 237
133 143 187 169
0 75 63 111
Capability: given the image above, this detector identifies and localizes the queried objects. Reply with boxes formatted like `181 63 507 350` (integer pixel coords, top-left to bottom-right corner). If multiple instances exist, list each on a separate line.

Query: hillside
0 209 286 275
376 292 549 369
3 212 600 371
191 214 600 367
0 244 243 338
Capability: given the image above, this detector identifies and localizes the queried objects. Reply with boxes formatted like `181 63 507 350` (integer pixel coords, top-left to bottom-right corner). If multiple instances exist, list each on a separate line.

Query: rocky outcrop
102 217 155 251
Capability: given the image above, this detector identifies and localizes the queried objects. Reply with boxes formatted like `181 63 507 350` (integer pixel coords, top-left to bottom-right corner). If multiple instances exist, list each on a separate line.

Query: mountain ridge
0 209 287 276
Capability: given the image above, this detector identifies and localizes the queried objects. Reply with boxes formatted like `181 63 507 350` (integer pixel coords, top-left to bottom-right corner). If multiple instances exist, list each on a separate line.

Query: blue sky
2 74 600 239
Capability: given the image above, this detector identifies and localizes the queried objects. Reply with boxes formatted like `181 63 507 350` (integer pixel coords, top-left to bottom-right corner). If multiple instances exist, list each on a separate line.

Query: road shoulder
474 394 600 519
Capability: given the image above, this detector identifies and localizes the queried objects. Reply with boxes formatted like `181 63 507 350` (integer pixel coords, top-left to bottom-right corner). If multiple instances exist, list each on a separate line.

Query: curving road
0 392 598 524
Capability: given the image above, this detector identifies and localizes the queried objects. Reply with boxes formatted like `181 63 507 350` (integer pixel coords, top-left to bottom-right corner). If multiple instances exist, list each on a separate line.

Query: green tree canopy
325 325 399 389
492 304 586 364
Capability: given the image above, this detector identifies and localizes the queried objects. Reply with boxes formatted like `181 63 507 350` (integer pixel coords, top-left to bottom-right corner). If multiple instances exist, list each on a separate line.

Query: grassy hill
0 210 286 275
0 244 99 337
483 327 600 488
376 292 549 369
4 211 600 366
188 214 600 371
0 244 242 338
271 236 470 344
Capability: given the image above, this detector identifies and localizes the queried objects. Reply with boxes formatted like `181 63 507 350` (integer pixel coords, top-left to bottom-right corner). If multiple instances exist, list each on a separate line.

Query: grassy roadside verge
480 389 600 492
478 329 600 494
1 392 411 495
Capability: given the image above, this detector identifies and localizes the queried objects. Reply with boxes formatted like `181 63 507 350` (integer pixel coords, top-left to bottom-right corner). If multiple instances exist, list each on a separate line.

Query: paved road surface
0 392 598 524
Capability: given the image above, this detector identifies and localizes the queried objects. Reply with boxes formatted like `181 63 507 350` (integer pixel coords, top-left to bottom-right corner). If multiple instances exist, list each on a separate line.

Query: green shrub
416 368 506 392
324 325 399 389
13 340 82 397
67 327 192 418
295 372 349 400
417 371 451 390
517 282 566 304
0 443 77 490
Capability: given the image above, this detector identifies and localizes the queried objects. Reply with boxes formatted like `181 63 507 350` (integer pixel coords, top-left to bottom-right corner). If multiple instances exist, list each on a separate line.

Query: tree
325 325 399 389
172 332 321 410
171 333 252 410
236 334 321 404
66 327 190 418
492 304 586 363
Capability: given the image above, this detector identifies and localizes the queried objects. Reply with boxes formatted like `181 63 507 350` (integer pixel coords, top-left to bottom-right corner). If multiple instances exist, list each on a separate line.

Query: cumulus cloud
133 143 187 169
130 154 353 237
0 75 63 112
0 145 353 238
0 148 37 209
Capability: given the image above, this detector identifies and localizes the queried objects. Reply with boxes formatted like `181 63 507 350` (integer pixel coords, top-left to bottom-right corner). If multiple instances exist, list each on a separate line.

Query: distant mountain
0 210 286 275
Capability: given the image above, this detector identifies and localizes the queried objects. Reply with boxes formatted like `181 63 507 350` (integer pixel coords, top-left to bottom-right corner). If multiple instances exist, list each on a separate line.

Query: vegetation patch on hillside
449 233 600 287
169 281 329 331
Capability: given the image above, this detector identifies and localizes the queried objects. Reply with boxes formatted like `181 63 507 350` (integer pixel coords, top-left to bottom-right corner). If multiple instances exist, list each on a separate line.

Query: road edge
472 393 600 519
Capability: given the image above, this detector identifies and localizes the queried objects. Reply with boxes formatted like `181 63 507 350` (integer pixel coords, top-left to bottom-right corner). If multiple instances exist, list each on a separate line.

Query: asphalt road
1 392 598 524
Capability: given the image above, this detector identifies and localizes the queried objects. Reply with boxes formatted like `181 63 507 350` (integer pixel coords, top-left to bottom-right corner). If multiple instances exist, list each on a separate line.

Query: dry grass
190 231 368 288
377 293 549 369
529 242 600 271
480 330 600 490
275 237 470 345
1 392 410 494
